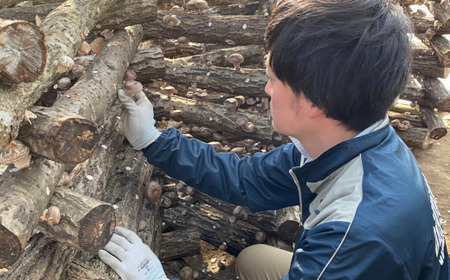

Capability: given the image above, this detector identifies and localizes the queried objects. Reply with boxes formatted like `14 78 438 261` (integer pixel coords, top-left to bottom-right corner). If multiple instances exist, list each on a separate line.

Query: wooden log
0 19 46 83
399 76 443 110
140 39 205 58
411 35 449 78
63 259 110 280
0 0 157 30
0 0 123 152
430 35 450 66
0 158 65 268
204 1 259 15
395 126 433 150
427 1 450 25
37 187 116 253
75 143 155 280
143 12 268 46
17 106 100 164
0 232 78 280
129 47 166 82
422 77 450 111
180 186 277 233
162 201 266 256
419 106 448 140
160 229 202 261
0 108 125 278
51 25 143 125
147 91 273 143
165 58 267 96
174 44 265 68
276 206 301 243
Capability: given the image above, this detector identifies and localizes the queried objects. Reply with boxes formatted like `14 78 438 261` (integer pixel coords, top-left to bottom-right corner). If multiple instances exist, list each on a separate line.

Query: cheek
265 81 272 96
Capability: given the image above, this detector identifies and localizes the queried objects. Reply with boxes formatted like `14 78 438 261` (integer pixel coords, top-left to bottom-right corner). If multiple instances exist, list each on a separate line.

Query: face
265 64 307 138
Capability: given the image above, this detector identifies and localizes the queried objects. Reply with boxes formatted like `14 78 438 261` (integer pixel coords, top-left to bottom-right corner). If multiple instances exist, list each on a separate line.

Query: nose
265 80 272 97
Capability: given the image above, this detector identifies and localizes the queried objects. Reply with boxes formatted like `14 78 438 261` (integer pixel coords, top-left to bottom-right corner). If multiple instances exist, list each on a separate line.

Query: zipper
289 169 303 223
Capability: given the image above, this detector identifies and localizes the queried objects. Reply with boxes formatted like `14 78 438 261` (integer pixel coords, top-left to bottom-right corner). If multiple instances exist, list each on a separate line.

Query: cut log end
0 20 46 84
0 225 22 269
78 204 115 252
54 118 100 164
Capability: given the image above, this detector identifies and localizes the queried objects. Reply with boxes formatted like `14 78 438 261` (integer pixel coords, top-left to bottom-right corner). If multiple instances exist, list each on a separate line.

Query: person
98 0 450 279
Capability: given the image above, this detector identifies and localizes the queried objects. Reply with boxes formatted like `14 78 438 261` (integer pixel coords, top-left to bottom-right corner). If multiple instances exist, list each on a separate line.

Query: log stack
0 0 448 279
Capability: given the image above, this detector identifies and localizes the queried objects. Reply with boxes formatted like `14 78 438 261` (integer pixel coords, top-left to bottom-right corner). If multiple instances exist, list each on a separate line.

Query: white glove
118 89 161 150
98 226 169 280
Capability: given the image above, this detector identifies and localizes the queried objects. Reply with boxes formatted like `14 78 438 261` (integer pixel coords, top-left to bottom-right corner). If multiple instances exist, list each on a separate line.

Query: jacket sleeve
142 128 302 212
286 222 410 279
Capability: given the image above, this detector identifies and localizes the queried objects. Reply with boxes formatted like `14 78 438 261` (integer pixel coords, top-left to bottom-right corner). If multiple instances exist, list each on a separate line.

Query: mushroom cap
177 36 190 45
124 69 137 81
123 80 143 98
57 55 74 73
234 95 246 105
163 85 176 95
194 0 209 9
227 53 244 65
57 77 72 90
223 98 239 109
145 181 162 202
0 140 30 165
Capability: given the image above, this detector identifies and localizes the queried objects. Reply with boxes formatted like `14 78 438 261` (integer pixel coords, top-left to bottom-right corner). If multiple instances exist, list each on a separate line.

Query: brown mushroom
145 181 162 203
186 0 209 11
223 98 239 111
255 231 266 243
227 53 244 69
72 63 86 77
89 37 104 54
179 266 194 280
162 14 181 27
193 91 208 105
177 36 190 45
243 121 257 133
57 77 72 90
0 140 32 171
234 95 246 106
57 55 74 73
77 41 91 56
124 69 137 81
123 80 143 98
163 85 177 99
39 206 61 226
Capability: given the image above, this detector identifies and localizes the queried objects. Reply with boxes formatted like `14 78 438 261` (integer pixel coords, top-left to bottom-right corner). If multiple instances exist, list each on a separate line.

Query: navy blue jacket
143 122 449 279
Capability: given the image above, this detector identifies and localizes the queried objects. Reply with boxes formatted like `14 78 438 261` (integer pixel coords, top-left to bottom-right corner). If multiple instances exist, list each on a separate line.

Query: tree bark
129 47 166 82
0 0 157 31
0 19 46 84
165 58 267 96
422 77 450 111
0 0 123 152
395 126 433 150
37 187 116 253
412 38 449 78
17 106 100 164
63 259 110 280
160 229 202 261
419 106 448 140
430 35 450 66
148 91 273 143
0 158 65 268
143 11 268 46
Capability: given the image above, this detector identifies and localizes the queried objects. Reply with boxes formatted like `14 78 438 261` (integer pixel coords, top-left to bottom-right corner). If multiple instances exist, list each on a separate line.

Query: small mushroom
212 131 223 141
57 77 72 90
171 5 184 12
77 41 91 56
123 80 143 98
186 0 209 11
223 98 239 111
0 140 32 171
243 121 257 133
254 231 266 243
234 95 246 106
57 55 74 73
124 69 137 81
232 205 248 220
162 14 181 27
76 58 90 68
229 215 237 224
246 96 258 106
170 109 183 118
219 242 227 251
193 91 208 105
179 266 194 280
39 206 61 226
71 64 86 77
227 53 244 69
138 220 146 231
236 117 248 127
145 181 162 203
231 146 246 157
176 182 187 193
185 185 196 195
397 120 411 131
161 196 172 208
208 141 223 151
163 85 177 99
177 36 190 45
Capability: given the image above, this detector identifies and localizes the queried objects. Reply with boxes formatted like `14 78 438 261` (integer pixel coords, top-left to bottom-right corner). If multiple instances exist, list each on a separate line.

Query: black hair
265 0 412 131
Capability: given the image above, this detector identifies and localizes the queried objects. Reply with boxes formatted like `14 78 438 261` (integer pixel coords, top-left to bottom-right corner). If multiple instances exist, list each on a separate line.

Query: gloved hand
98 226 169 280
118 89 161 150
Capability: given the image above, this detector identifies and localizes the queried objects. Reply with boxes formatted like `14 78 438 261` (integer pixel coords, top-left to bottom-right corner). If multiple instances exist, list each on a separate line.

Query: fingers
98 249 125 279
104 239 127 261
111 233 132 251
118 90 137 114
115 226 142 245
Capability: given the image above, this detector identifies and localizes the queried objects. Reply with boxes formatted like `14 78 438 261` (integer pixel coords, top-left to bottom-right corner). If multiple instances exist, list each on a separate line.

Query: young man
99 0 450 279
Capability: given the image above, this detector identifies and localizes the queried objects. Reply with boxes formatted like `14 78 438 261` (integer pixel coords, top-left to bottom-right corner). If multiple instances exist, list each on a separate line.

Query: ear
308 102 325 119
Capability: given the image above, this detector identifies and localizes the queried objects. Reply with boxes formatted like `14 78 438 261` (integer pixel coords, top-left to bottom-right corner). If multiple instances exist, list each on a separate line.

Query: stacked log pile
0 0 448 279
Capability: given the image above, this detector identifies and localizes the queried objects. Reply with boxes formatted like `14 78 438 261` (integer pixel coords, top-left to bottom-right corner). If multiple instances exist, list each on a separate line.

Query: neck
298 119 359 159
